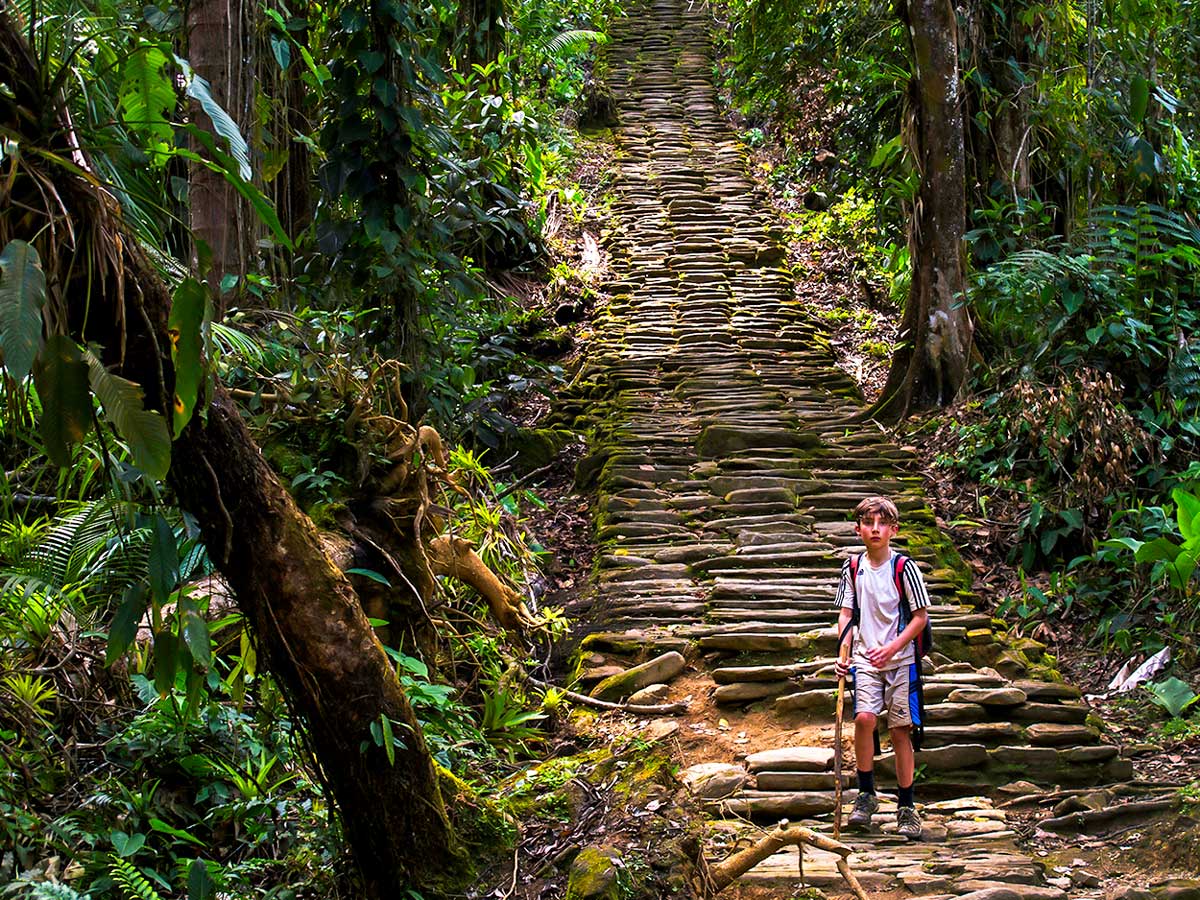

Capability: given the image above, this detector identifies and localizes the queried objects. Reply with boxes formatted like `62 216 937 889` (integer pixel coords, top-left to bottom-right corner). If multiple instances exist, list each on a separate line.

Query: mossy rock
1008 636 1048 662
576 447 613 489
901 522 972 590
503 427 576 475
589 651 686 702
504 748 613 822
439 766 517 862
565 845 623 900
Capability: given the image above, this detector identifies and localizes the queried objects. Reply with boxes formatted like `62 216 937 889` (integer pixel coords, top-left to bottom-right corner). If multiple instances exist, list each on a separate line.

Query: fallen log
707 821 868 900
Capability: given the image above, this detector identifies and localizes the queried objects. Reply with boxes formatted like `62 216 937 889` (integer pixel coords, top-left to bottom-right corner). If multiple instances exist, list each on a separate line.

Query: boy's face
855 513 898 550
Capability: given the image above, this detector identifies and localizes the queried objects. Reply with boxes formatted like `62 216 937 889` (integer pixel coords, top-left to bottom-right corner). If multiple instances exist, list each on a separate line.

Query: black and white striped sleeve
903 560 932 610
835 559 854 609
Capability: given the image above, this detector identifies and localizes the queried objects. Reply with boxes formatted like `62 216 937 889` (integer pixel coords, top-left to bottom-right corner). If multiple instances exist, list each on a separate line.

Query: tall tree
187 0 251 302
0 13 468 896
963 2 1033 211
871 0 973 420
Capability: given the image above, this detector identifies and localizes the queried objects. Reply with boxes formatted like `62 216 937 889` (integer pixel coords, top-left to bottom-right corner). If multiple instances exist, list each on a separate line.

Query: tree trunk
457 0 506 71
871 0 973 421
170 394 466 896
187 0 250 306
0 14 465 894
963 2 1033 212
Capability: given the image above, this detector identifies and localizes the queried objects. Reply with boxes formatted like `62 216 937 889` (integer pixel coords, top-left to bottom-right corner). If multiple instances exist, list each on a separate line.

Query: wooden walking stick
833 626 852 840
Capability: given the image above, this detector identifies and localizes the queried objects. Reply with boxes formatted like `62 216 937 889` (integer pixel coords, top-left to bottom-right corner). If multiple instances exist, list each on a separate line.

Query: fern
20 499 125 590
211 321 268 370
47 814 98 850
109 855 166 900
1169 340 1200 416
541 28 607 58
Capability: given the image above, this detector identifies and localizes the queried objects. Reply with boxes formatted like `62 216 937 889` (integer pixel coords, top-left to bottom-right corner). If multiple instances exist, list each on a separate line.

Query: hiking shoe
897 805 922 840
847 792 879 830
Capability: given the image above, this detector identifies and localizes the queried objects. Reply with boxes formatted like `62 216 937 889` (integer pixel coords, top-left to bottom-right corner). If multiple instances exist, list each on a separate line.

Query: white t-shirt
835 551 931 673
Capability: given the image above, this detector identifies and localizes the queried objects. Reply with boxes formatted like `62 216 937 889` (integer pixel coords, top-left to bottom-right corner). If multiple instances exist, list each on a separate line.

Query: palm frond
212 321 268 369
540 28 607 58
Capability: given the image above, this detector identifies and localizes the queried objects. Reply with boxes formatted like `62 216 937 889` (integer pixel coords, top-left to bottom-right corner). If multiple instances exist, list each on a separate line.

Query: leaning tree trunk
0 14 465 895
187 0 250 305
871 0 973 421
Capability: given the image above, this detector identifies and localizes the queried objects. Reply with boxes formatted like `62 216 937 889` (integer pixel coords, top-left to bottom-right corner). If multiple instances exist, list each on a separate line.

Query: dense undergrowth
710 0 1200 695
0 0 618 894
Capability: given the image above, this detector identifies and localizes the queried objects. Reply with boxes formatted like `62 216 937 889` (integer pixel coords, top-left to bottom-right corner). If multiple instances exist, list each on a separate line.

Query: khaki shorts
852 663 919 729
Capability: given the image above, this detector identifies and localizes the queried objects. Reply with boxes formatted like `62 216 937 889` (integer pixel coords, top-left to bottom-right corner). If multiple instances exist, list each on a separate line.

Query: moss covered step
690 553 840 573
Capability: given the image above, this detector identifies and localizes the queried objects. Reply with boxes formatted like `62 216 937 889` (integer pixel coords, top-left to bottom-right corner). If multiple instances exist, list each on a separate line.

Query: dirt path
556 0 1196 897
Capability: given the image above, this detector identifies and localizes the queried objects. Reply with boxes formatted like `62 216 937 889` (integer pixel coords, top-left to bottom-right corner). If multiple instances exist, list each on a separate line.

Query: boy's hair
854 496 899 525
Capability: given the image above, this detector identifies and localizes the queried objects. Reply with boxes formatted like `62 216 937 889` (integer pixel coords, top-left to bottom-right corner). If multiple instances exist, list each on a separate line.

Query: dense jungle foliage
4 0 1200 896
714 0 1200 659
1 0 609 893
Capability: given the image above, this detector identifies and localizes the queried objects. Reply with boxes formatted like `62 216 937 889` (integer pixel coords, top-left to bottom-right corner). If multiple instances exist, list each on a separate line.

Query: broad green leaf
1171 550 1198 590
1103 536 1144 554
1129 137 1157 185
1061 288 1084 316
1134 536 1183 563
0 239 47 381
1145 676 1200 718
175 56 252 181
111 830 146 857
118 43 175 145
149 514 178 605
107 583 149 665
154 629 181 694
188 859 216 900
341 8 368 31
1130 74 1150 124
359 50 385 73
169 277 206 436
85 351 172 480
150 818 205 847
32 335 92 465
269 33 291 71
182 609 211 669
1172 487 1200 542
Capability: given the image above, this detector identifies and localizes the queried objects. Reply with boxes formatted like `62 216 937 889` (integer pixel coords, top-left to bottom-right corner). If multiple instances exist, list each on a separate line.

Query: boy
834 496 931 839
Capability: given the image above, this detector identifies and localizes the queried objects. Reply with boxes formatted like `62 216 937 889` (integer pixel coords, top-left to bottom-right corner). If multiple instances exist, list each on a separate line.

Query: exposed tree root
707 822 868 900
429 535 539 633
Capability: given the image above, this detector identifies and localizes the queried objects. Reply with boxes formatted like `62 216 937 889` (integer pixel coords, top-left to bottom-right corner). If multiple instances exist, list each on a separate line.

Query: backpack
843 552 932 752
846 552 933 658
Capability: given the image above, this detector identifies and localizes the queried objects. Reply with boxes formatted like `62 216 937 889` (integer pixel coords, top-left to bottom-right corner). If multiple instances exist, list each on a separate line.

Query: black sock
857 770 875 795
898 784 914 808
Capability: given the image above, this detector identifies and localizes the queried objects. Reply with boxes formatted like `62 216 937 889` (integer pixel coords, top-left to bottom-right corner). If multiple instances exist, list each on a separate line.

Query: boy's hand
866 643 897 668
834 658 851 679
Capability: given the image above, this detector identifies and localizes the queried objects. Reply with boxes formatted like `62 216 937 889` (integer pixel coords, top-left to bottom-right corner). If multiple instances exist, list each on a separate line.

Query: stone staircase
561 0 1134 894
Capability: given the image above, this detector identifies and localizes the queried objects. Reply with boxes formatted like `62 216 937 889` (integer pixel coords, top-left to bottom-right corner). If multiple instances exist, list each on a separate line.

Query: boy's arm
835 607 854 676
834 561 854 676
